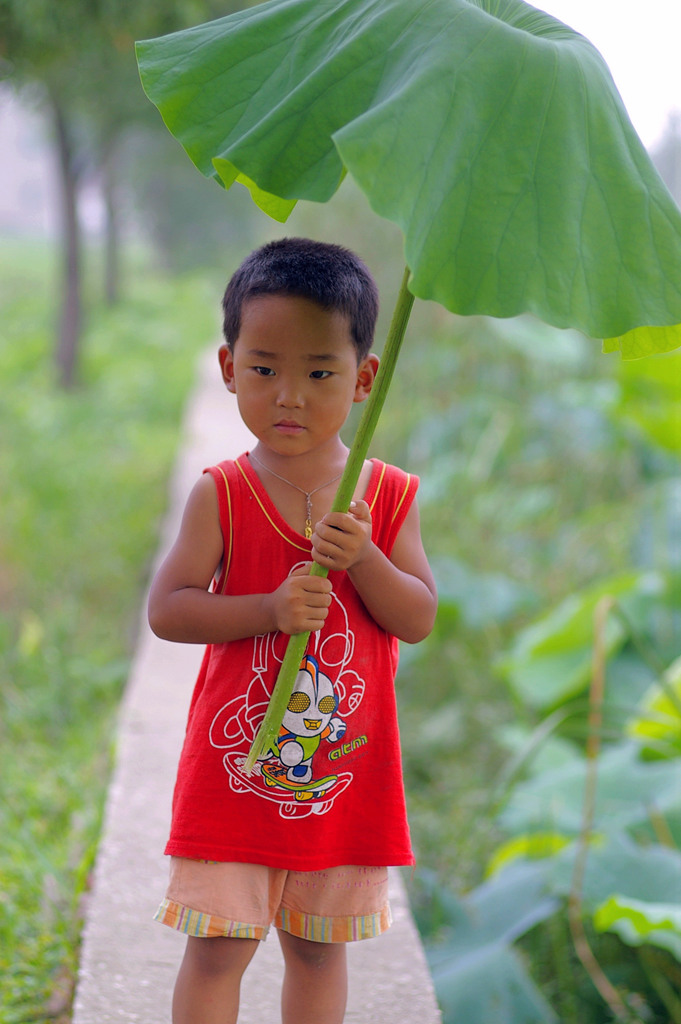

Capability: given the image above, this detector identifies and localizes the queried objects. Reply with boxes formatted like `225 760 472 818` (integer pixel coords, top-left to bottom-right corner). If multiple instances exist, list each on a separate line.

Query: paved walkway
72 348 442 1024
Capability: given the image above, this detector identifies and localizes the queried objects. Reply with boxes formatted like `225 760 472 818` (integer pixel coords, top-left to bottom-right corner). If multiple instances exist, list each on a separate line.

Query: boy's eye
254 366 275 376
309 370 332 380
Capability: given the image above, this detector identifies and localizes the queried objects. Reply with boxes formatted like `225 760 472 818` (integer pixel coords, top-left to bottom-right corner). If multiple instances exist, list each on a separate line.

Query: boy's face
219 294 378 460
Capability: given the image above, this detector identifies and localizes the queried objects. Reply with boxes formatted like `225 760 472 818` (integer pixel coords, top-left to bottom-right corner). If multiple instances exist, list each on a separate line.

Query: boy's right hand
266 563 332 635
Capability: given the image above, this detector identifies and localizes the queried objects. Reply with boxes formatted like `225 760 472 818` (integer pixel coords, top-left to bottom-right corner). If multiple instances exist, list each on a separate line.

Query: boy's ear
218 343 236 393
353 353 380 403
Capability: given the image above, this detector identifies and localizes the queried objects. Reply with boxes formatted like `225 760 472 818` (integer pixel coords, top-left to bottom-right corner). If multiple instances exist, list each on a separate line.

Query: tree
0 0 249 386
1 0 101 385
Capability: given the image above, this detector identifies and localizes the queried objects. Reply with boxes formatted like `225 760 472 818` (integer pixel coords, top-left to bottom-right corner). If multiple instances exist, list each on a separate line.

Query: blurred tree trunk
101 135 120 305
49 89 82 389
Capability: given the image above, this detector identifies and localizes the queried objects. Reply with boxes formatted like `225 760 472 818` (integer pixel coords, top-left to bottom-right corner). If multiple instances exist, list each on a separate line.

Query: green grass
0 240 220 1021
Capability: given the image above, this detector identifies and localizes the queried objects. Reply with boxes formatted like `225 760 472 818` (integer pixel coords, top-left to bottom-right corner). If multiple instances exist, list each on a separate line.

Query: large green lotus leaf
427 861 559 1023
496 571 662 710
499 742 681 835
432 943 558 1024
546 833 681 908
136 0 681 356
483 834 681 921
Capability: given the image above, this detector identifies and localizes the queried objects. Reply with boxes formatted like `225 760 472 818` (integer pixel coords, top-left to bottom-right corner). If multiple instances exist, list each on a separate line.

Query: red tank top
164 454 417 870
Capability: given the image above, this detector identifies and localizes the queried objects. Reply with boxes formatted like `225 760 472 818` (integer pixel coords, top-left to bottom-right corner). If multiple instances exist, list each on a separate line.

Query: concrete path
72 348 442 1024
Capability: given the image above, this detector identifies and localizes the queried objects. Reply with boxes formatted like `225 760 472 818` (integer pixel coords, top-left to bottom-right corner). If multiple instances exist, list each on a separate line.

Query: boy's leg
277 929 347 1024
158 859 287 1022
274 864 390 1024
172 935 259 1024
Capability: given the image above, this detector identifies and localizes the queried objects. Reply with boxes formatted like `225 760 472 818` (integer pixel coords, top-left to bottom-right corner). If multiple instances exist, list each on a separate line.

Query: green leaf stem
243 267 415 772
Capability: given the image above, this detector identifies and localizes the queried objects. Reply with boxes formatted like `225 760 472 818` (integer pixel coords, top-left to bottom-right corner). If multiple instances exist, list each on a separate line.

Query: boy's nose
276 380 303 408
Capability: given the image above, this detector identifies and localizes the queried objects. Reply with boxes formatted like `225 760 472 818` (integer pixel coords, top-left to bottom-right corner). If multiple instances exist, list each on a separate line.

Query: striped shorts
155 858 391 943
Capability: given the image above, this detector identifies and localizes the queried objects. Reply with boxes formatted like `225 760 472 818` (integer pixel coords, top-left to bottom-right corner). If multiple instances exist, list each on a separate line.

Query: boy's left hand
310 501 372 572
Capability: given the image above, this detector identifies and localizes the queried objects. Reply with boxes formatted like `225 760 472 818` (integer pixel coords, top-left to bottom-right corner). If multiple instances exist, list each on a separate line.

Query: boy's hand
310 501 372 572
267 563 332 635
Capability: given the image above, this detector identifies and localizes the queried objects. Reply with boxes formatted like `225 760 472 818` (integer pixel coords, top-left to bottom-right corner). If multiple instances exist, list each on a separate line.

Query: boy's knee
185 935 258 978
279 931 345 971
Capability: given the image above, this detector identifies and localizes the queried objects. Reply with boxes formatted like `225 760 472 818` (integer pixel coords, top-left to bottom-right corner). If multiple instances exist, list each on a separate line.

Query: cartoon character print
267 655 345 781
209 566 366 818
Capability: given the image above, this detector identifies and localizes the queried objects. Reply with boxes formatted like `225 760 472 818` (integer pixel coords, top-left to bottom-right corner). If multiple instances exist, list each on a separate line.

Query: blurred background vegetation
1 1 680 1021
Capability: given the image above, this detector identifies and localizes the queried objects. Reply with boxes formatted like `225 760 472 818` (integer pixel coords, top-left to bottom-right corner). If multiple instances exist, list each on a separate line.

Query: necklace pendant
304 493 313 540
247 453 344 544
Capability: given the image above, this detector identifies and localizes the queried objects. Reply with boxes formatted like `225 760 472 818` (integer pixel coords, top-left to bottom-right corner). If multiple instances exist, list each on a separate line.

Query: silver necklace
249 452 344 539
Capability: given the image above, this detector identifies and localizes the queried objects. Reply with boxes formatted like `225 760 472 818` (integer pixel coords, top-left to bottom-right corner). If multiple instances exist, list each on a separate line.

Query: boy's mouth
275 420 305 434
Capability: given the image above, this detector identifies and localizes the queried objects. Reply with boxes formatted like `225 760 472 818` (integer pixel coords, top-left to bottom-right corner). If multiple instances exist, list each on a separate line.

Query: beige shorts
155 858 391 943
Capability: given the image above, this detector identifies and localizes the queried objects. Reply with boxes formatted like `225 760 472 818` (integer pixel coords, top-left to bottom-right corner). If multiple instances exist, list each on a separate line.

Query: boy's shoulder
203 455 241 475
202 453 249 485
368 457 418 493
366 458 419 525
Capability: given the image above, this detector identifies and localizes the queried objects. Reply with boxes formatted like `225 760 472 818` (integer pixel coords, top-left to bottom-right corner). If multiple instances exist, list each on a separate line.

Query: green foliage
412 719 681 1024
442 565 680 1021
499 741 681 836
0 240 216 1020
627 657 681 757
137 0 681 355
125 128 259 274
498 573 655 710
595 897 681 961
365 288 680 1020
614 351 681 454
418 862 560 1023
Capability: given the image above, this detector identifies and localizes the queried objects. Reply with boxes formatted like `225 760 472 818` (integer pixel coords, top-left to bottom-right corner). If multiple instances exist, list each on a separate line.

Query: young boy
148 237 437 1024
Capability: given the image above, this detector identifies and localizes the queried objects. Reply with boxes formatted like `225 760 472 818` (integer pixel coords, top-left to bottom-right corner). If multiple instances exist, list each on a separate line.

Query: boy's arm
311 499 437 644
148 474 332 644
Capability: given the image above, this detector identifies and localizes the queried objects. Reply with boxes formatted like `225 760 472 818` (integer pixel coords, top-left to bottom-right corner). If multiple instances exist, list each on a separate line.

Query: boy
148 237 437 1024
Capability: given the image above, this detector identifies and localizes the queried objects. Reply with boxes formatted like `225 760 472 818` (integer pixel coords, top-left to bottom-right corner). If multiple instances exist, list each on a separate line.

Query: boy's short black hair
222 237 379 359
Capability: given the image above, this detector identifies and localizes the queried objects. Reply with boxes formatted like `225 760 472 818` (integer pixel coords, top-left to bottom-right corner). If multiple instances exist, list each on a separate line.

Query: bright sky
536 0 680 149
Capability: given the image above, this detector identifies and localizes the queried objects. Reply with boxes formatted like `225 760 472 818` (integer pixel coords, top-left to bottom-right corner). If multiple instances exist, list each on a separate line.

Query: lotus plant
136 0 681 769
